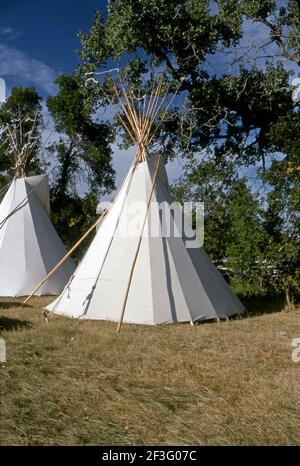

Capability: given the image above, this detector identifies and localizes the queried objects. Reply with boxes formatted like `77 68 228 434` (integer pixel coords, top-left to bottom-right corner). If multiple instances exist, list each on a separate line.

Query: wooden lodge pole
23 207 109 305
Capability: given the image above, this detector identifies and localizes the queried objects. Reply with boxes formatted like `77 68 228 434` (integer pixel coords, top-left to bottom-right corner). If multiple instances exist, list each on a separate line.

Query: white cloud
0 26 22 41
0 43 56 94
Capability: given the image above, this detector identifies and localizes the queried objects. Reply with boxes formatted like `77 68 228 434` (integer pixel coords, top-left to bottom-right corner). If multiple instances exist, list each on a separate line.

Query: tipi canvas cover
0 174 75 297
46 155 245 324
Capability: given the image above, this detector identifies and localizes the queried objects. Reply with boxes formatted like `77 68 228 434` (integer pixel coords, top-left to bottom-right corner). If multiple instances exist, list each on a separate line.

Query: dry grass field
0 296 299 445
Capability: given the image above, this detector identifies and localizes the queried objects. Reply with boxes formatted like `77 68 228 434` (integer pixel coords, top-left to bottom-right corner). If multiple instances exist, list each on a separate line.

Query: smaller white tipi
0 174 76 297
0 111 75 297
45 77 245 327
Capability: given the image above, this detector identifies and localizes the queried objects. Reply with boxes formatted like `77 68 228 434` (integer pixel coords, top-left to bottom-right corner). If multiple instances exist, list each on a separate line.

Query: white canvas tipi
0 108 75 297
46 155 244 323
0 174 76 297
45 78 245 325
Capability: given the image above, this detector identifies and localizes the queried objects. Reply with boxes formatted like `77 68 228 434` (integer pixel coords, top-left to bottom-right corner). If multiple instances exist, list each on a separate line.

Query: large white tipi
0 174 76 297
45 78 245 326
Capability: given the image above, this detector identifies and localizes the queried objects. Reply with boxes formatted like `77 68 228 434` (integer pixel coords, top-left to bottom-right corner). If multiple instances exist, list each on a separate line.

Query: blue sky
0 0 108 95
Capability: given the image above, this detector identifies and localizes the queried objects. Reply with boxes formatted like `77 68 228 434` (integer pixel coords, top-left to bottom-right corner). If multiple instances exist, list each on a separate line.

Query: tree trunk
56 142 74 199
284 286 291 310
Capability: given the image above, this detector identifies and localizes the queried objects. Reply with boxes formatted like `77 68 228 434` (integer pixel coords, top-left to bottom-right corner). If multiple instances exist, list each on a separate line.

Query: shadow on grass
238 294 289 318
0 302 32 310
0 315 31 331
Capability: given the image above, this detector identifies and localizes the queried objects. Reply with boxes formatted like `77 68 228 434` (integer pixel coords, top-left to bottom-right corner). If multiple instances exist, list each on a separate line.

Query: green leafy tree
173 163 267 295
77 1 299 161
172 155 236 263
241 0 300 65
260 110 300 306
225 180 267 295
47 74 115 256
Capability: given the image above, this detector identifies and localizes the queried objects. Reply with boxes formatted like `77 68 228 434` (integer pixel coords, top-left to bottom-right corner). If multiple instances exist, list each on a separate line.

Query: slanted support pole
23 207 110 305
